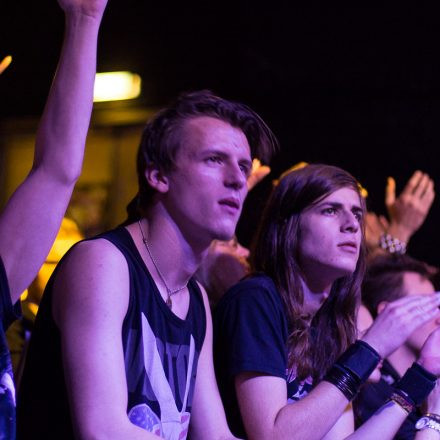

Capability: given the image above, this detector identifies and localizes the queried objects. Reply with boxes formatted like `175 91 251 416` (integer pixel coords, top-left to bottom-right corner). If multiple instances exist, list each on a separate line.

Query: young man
0 0 107 437
17 92 277 438
355 255 440 439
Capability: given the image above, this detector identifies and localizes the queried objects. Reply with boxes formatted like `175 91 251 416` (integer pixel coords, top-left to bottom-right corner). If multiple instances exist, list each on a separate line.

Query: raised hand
362 293 440 358
247 158 271 191
385 171 435 243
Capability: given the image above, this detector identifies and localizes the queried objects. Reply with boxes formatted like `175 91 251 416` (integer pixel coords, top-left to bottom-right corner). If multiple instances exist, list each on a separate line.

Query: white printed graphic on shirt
286 368 313 403
0 372 15 406
128 313 195 440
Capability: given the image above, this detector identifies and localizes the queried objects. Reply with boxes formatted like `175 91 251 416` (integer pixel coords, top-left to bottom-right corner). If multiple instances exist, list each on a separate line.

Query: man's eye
207 156 222 164
240 164 251 175
354 211 363 221
323 208 336 215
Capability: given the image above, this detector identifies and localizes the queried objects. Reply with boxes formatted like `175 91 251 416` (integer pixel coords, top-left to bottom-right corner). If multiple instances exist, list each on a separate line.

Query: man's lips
218 197 240 212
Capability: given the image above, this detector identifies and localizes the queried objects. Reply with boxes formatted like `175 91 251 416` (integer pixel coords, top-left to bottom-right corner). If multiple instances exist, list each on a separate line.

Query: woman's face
297 187 363 290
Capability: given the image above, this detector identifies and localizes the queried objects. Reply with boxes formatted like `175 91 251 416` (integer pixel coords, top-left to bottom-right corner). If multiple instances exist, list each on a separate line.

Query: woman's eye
323 207 336 215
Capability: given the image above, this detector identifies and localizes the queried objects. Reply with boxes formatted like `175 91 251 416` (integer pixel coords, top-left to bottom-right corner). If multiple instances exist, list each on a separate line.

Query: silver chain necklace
138 220 188 308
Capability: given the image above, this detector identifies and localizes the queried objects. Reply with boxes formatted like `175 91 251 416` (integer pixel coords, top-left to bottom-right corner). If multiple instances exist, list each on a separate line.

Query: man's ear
145 166 169 194
377 301 389 315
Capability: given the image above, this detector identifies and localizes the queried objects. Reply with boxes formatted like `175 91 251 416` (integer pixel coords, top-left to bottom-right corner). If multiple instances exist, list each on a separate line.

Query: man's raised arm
0 0 107 303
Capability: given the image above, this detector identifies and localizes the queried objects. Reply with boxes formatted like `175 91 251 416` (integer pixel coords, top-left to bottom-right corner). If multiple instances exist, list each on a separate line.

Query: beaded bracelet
379 233 407 255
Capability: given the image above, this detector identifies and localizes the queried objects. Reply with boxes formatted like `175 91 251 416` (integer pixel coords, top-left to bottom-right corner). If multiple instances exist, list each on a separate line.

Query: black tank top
17 227 206 439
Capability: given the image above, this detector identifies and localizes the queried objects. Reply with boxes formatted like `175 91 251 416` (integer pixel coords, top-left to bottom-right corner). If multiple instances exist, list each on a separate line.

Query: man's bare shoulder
53 236 130 325
63 238 126 270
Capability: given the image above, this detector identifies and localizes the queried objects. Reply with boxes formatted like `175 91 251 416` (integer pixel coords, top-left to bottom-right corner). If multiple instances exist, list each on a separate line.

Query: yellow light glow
0 55 12 75
93 71 141 102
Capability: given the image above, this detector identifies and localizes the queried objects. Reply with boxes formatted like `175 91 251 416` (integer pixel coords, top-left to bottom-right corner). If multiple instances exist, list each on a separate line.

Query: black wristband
335 340 381 382
323 340 380 401
395 362 437 406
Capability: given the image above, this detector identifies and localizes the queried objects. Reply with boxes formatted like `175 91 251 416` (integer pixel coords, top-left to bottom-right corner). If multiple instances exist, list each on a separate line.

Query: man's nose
225 163 246 190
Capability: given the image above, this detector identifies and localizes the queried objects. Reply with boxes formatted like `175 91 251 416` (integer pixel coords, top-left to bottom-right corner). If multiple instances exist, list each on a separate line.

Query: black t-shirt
214 273 313 438
0 257 21 440
354 359 420 440
17 227 206 439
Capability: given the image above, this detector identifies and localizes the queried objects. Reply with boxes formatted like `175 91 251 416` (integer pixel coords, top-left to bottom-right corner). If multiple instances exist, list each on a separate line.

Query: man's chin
214 232 235 242
211 224 237 242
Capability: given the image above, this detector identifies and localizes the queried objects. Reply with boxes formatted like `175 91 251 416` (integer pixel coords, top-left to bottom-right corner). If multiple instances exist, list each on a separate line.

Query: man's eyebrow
200 148 252 163
198 148 226 157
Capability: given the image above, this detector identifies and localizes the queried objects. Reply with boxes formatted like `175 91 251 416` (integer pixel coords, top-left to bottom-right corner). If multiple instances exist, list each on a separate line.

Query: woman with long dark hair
214 164 440 439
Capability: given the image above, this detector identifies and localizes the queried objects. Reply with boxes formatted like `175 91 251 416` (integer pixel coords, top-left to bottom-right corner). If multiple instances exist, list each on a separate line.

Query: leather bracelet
389 390 415 414
395 362 437 406
323 340 380 401
335 340 381 382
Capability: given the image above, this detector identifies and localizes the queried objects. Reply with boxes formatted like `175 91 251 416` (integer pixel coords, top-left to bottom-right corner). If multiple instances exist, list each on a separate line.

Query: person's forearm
241 342 381 439
415 429 440 440
386 222 412 245
271 384 409 440
0 5 105 302
344 401 407 439
75 420 165 440
33 9 103 183
269 382 350 440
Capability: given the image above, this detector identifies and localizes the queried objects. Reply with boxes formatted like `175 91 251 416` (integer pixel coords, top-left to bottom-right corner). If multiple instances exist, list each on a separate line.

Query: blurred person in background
355 254 440 439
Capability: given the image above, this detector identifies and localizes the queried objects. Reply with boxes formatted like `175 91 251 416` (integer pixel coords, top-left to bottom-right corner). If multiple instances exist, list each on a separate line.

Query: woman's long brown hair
252 164 366 382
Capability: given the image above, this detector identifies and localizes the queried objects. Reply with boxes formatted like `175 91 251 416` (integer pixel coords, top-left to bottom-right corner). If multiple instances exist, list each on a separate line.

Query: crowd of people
1 0 440 439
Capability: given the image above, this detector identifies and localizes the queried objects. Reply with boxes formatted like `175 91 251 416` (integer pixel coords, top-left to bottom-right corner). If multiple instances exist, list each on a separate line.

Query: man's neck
387 344 418 378
130 205 209 288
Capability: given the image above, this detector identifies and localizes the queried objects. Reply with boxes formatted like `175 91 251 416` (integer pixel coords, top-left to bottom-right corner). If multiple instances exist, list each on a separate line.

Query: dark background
2 2 440 265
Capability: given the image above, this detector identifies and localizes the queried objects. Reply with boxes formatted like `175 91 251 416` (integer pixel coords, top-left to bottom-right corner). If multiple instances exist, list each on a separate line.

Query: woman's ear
144 166 169 194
